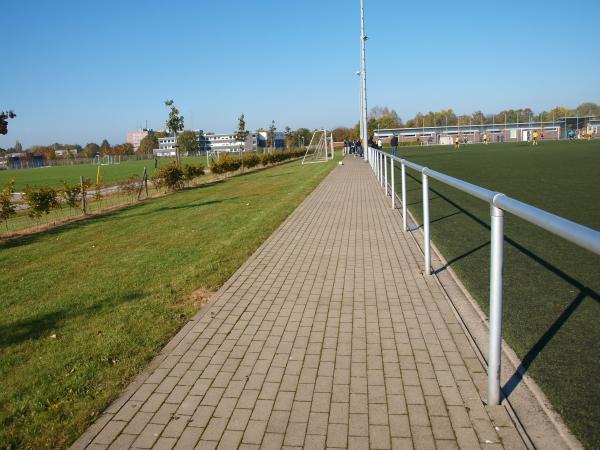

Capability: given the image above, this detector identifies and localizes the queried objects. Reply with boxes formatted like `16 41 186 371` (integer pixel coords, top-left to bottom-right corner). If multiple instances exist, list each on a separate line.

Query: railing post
384 154 388 196
380 153 384 188
401 161 407 232
422 170 430 274
488 202 505 405
391 157 395 209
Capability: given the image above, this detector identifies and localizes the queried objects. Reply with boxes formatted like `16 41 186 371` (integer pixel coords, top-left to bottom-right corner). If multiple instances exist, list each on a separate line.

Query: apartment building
154 130 284 156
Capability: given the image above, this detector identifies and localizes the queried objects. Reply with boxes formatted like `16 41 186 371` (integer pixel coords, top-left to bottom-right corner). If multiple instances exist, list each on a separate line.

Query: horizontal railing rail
366 146 600 406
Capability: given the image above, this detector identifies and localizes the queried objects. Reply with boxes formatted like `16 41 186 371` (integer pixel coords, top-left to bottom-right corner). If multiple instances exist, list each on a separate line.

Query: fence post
488 201 505 405
422 170 430 274
401 161 407 232
384 154 388 196
391 158 395 209
80 176 86 214
380 153 384 187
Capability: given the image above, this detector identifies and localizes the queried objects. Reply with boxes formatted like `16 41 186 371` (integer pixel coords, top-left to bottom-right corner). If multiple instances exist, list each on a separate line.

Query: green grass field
0 157 207 190
389 140 600 448
0 157 339 449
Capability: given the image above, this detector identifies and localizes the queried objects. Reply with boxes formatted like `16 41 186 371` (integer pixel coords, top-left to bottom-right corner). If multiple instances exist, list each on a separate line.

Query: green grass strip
0 157 338 448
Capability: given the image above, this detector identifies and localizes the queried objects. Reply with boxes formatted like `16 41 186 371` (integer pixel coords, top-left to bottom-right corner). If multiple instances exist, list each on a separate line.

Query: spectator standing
390 135 398 156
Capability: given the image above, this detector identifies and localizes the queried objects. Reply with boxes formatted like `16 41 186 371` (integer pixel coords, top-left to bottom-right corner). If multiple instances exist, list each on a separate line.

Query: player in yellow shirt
454 136 460 149
483 132 488 145
532 130 539 146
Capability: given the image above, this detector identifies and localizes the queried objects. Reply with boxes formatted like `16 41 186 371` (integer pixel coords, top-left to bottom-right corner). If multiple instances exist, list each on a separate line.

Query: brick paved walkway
74 158 527 449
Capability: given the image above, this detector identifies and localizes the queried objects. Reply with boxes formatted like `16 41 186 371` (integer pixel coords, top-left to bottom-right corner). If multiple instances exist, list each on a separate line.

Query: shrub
0 179 17 229
151 163 184 192
62 181 82 209
24 186 60 219
210 155 241 174
121 175 141 197
183 163 205 184
93 183 102 202
242 153 261 168
260 153 275 166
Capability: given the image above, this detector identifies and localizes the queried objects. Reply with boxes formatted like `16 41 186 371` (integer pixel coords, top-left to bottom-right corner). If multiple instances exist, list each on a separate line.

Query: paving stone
76 159 525 450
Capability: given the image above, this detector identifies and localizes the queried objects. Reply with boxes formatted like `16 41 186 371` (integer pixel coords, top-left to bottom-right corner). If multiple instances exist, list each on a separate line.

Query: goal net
302 129 334 164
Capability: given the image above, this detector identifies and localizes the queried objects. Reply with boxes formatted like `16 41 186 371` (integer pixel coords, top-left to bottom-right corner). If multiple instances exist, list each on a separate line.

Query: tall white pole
360 0 368 160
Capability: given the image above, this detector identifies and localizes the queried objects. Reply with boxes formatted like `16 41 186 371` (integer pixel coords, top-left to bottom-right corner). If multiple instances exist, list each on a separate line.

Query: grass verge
390 140 600 448
0 156 207 190
0 156 339 448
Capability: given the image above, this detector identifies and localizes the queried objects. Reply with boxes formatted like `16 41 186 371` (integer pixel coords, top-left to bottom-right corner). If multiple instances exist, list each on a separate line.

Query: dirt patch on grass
184 287 217 309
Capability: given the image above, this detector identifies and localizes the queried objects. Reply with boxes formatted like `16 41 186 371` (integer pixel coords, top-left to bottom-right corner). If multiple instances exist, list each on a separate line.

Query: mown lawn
0 157 338 449
0 156 207 190
389 140 600 449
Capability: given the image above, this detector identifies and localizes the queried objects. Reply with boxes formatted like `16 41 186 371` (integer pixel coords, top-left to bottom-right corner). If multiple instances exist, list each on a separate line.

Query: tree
332 127 352 142
138 134 159 155
283 126 293 148
268 120 277 150
575 102 600 116
177 130 200 155
112 143 134 155
15 141 23 153
83 142 100 158
0 110 16 135
295 128 312 147
164 99 185 166
100 139 111 156
0 179 17 230
234 114 249 150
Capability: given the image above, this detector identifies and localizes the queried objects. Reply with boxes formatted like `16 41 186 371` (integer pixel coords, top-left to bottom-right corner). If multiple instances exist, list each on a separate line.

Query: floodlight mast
360 0 368 160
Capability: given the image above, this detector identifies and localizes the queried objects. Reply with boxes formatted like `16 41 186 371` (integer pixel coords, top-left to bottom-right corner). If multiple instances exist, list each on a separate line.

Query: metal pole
488 203 505 405
360 0 368 160
422 171 430 275
401 162 407 231
384 154 388 196
380 153 384 187
391 158 395 209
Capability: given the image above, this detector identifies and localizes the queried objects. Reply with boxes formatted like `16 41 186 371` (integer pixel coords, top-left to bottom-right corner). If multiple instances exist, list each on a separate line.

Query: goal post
302 129 334 165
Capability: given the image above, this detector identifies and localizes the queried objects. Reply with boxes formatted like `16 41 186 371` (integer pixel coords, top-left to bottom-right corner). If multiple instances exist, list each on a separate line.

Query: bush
210 155 241 174
62 181 82 209
0 179 17 228
121 175 141 197
24 186 60 219
242 153 261 168
183 163 205 183
151 163 184 192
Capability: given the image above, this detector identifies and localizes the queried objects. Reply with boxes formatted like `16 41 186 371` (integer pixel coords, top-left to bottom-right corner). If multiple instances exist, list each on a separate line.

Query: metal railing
367 147 600 405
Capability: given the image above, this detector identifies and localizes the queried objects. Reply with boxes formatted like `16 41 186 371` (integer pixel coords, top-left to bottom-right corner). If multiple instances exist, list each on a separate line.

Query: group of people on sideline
343 139 363 157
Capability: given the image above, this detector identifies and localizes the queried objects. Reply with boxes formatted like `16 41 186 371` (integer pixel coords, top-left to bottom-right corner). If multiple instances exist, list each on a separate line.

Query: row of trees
331 102 600 141
0 139 136 159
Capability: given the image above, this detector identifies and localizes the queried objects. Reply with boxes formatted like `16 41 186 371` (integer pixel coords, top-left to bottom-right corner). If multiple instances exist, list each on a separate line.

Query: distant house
54 148 78 158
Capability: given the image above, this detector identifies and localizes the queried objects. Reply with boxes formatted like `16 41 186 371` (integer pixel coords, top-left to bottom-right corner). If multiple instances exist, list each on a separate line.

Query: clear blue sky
1 0 598 148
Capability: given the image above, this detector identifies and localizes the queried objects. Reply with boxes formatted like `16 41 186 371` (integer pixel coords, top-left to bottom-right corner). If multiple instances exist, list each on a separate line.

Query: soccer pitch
0 156 207 190
391 140 600 448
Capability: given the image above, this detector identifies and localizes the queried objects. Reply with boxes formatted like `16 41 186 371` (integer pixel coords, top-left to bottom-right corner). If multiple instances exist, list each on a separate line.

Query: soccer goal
94 155 120 165
302 129 334 164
